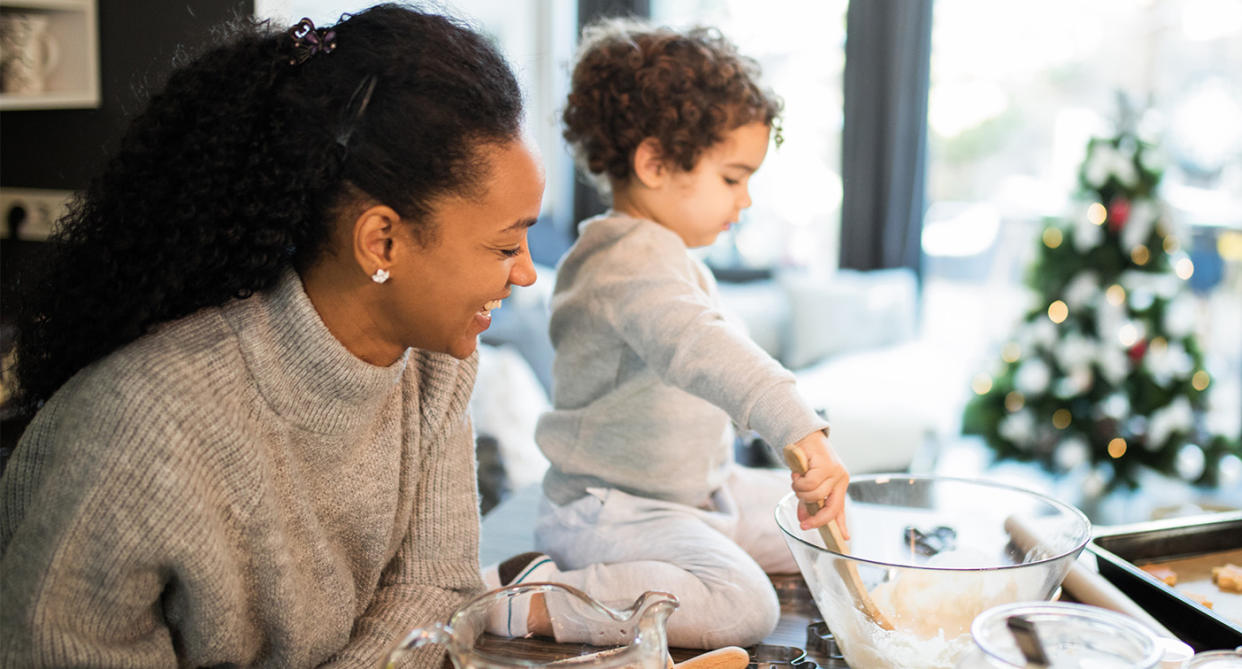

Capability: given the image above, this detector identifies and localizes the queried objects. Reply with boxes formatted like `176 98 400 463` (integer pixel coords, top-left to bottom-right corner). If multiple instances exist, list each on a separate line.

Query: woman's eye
499 247 522 258
723 177 740 186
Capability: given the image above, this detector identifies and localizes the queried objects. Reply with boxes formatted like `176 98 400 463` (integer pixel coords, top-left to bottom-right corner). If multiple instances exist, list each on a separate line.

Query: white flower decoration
1163 294 1197 339
1000 409 1037 448
1220 455 1242 488
1121 200 1158 252
1175 443 1206 481
1084 144 1139 188
1054 436 1090 471
1146 396 1194 449
1063 272 1100 311
1015 358 1052 396
1056 332 1096 375
1139 145 1165 173
1055 367 1093 398
1095 299 1126 346
1097 343 1130 385
1101 393 1130 420
1073 211 1104 252
1020 318 1058 352
1145 340 1194 385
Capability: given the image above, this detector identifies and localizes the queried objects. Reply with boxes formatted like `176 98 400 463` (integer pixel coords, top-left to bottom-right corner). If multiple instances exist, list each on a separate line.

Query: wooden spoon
782 443 895 631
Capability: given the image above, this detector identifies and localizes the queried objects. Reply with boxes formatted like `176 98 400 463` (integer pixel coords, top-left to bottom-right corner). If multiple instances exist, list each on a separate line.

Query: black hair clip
287 17 336 65
336 75 377 148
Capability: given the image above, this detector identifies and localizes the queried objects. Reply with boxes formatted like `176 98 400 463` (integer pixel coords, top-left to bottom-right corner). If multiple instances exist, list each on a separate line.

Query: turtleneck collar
224 267 410 435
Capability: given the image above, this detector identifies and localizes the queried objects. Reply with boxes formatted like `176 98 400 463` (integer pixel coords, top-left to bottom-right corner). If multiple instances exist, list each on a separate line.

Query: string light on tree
962 106 1241 489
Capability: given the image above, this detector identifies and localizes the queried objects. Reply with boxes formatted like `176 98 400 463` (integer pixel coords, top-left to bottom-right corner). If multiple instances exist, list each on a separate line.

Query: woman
0 4 542 667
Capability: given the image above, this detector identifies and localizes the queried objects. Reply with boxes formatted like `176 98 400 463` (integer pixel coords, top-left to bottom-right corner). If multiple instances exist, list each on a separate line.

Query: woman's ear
352 205 401 280
632 137 668 190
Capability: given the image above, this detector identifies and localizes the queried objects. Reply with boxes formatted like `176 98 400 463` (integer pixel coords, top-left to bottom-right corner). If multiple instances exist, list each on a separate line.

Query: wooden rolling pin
550 645 749 669
668 646 750 669
1003 514 1177 639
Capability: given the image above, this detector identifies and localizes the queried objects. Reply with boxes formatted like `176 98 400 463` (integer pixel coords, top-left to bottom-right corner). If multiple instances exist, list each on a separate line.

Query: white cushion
471 344 550 490
716 280 789 360
794 339 972 473
779 268 919 370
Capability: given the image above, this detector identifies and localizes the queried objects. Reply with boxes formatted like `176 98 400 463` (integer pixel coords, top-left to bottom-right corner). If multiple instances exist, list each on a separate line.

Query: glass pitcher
384 583 679 669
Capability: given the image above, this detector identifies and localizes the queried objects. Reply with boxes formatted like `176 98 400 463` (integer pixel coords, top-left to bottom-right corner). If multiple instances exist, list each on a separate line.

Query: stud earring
371 268 390 284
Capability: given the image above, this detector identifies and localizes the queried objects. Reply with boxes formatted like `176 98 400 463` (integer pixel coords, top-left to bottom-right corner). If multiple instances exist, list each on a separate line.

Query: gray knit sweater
0 268 483 668
536 213 828 507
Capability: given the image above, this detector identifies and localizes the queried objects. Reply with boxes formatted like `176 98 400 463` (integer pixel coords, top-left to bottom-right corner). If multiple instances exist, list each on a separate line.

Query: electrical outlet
0 187 75 241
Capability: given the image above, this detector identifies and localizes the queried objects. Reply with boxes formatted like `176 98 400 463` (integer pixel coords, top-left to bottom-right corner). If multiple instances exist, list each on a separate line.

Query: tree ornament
1108 197 1131 231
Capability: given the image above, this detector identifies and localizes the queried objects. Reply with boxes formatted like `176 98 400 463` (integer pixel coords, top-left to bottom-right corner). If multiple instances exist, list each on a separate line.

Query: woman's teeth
481 299 503 313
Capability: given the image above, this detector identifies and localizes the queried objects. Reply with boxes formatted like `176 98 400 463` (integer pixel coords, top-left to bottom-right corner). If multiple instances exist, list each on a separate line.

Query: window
651 0 848 271
927 0 1242 436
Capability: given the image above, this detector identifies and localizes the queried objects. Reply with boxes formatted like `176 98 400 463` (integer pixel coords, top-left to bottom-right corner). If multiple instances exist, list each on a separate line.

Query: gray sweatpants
534 464 797 649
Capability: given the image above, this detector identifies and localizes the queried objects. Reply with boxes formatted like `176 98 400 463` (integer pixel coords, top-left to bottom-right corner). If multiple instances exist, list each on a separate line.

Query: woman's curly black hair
562 17 782 196
10 3 523 410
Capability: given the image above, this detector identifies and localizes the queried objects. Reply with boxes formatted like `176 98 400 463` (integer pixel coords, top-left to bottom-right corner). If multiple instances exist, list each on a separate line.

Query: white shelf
3 0 90 10
0 0 98 110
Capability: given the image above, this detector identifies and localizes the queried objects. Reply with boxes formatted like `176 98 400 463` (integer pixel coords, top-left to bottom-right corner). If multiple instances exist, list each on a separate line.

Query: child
483 19 850 650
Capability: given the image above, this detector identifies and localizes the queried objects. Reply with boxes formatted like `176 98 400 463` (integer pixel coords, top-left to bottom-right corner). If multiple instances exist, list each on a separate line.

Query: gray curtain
572 0 651 231
839 0 933 275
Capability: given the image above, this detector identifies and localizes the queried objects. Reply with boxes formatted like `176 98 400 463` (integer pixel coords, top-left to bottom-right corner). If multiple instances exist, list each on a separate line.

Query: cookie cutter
746 643 815 669
805 620 847 666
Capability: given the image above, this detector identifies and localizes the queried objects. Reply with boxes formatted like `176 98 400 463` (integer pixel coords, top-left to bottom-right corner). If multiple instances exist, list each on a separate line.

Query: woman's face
391 137 544 359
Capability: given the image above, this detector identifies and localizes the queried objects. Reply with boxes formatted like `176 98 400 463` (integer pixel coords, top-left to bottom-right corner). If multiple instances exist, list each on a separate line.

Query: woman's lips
473 298 504 333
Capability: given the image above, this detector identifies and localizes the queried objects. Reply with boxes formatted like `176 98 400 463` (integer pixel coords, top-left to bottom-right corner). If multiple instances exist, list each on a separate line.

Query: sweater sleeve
0 384 206 668
320 355 484 669
597 229 827 449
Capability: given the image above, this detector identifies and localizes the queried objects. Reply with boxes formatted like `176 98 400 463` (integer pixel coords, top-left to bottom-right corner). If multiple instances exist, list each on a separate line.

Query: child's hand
788 430 850 538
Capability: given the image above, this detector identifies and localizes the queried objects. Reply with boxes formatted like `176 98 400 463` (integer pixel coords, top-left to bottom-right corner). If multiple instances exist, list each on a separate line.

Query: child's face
656 121 771 248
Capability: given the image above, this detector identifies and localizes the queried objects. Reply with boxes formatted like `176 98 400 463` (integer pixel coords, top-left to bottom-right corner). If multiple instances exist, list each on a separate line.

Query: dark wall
0 0 254 190
0 1 252 458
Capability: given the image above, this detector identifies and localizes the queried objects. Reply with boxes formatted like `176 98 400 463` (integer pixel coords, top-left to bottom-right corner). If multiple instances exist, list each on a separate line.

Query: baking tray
1087 510 1242 651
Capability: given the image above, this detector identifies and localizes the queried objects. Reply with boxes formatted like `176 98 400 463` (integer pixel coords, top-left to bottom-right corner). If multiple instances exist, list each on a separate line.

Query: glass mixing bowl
775 475 1092 669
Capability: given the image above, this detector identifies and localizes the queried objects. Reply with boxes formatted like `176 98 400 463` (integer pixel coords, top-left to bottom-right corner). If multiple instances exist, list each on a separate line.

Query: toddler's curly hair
562 18 782 195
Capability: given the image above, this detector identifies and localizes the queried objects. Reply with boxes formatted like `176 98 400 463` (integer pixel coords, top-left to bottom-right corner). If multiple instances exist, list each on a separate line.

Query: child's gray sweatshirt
536 213 829 508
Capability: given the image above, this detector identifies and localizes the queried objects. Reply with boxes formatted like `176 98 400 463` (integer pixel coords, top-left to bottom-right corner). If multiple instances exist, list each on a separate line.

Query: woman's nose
510 248 537 287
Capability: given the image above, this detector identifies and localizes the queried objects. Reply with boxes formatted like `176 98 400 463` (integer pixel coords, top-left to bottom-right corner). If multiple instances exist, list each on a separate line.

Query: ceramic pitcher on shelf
0 12 60 95
384 583 679 669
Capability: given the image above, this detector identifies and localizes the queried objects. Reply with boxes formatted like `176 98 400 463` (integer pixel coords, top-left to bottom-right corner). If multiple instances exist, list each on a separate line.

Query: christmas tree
962 118 1241 490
